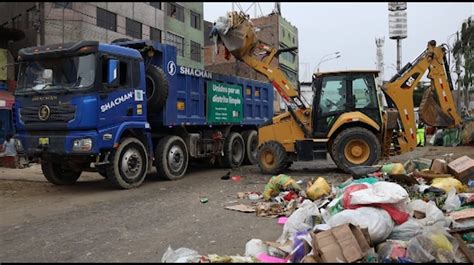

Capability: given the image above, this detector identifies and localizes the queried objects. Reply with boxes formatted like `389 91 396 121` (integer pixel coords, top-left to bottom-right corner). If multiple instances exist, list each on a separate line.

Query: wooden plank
453 233 474 263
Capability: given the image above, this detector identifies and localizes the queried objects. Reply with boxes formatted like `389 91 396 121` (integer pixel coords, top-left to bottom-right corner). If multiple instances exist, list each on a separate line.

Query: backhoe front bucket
218 15 257 58
419 88 455 127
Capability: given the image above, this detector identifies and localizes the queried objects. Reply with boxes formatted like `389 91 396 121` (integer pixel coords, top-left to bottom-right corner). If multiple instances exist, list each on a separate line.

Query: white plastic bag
277 200 320 243
161 246 200 263
349 181 409 205
244 239 268 258
442 188 461 213
389 218 424 241
327 207 394 244
409 200 450 227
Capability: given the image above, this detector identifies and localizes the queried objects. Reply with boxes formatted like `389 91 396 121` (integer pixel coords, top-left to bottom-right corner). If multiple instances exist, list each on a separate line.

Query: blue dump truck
13 40 273 188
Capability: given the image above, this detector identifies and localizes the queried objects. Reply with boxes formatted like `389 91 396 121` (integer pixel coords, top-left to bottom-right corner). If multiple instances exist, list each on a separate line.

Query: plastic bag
377 240 407 262
161 246 200 263
389 218 424 241
443 188 461 212
245 239 268 258
381 163 406 175
306 177 331 200
263 174 302 201
406 225 459 263
408 199 450 227
328 207 395 244
277 200 320 243
349 181 409 205
431 177 466 193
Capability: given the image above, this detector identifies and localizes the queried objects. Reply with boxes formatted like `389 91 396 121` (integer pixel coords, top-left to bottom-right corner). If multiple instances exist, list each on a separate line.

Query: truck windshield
17 54 96 93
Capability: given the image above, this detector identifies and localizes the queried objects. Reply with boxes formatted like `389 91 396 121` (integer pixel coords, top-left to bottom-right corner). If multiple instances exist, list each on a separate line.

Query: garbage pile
162 155 474 263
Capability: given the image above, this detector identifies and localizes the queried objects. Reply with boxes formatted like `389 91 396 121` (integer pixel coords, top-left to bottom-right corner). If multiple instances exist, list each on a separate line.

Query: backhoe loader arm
382 40 461 153
210 11 307 111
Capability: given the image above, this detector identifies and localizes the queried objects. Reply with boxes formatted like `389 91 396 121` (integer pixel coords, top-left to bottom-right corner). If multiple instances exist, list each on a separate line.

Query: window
131 60 140 87
167 2 184 22
126 18 142 39
150 27 162 42
190 11 201 30
54 2 72 9
352 76 377 109
149 2 161 9
279 45 296 63
190 41 201 62
27 8 36 28
319 76 346 114
166 32 184 56
97 7 116 31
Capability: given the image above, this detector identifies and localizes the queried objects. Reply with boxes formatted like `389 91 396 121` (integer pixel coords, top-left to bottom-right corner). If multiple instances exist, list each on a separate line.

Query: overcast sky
204 2 473 82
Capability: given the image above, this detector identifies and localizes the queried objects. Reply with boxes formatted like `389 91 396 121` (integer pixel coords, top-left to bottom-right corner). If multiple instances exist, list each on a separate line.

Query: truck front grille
20 105 76 123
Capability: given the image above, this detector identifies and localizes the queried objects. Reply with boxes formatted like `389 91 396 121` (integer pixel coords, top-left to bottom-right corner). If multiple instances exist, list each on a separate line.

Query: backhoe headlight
73 138 92 151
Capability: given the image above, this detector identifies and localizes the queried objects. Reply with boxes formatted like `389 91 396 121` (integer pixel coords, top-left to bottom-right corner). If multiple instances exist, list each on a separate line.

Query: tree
452 16 473 110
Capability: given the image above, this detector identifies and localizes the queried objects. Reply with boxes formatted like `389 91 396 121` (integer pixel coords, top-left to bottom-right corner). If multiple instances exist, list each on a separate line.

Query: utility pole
388 2 407 72
62 5 65 44
35 2 41 46
455 31 463 113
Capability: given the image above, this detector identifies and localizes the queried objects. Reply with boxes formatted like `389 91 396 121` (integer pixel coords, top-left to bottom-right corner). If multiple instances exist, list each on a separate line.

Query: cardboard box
448 156 474 183
311 224 372 263
431 159 448 174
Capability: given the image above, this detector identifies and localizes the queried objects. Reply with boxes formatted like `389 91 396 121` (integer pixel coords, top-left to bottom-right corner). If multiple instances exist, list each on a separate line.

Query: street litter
225 204 255 213
164 156 474 263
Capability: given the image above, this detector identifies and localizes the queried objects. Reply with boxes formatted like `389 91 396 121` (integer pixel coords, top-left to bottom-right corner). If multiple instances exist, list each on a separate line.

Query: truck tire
218 132 245 168
242 130 258 165
146 65 168 113
330 127 381 173
257 141 288 175
41 160 81 185
106 137 148 189
155 136 189 180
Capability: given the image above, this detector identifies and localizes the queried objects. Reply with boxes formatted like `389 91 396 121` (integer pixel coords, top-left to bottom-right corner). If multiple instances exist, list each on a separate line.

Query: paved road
1 146 473 262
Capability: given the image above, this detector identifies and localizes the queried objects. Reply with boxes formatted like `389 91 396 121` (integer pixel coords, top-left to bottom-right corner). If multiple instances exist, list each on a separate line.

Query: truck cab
15 41 152 188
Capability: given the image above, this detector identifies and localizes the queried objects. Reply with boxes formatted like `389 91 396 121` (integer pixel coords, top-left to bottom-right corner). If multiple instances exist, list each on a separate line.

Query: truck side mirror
106 59 120 87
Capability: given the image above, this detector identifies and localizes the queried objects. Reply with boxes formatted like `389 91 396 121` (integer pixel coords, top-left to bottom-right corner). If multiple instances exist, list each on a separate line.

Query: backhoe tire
155 136 189 180
106 137 148 189
242 130 258 165
257 141 288 175
41 160 81 185
146 65 169 113
218 132 245 168
330 127 381 173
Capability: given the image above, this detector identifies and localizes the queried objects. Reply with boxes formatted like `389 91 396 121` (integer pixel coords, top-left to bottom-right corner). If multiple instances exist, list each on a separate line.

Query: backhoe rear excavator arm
382 40 461 153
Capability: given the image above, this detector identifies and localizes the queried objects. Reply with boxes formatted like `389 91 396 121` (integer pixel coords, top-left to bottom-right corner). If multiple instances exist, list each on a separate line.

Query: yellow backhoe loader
210 11 462 174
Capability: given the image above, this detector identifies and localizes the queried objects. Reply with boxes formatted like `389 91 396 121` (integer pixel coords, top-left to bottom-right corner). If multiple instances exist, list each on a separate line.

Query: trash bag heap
162 155 474 263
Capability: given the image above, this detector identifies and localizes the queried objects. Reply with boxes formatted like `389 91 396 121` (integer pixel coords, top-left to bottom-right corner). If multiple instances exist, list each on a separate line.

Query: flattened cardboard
448 156 474 183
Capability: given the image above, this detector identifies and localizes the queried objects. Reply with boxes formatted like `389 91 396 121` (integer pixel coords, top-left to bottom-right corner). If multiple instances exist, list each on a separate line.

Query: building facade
204 13 299 113
0 2 204 81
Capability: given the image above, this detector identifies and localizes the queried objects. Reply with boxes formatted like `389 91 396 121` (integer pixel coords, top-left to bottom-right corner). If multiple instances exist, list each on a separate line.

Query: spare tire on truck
146 65 169 113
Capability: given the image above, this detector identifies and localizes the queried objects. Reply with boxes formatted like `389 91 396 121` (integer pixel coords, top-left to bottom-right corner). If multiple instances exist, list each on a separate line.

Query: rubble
163 154 474 263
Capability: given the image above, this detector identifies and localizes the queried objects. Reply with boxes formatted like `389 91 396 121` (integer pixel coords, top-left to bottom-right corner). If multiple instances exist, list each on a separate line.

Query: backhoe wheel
155 136 189 180
330 127 381 173
106 137 148 189
41 160 82 185
242 130 258 165
257 141 288 175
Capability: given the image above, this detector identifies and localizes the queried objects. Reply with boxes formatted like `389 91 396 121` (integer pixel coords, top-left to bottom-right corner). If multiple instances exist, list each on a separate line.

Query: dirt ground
0 145 473 262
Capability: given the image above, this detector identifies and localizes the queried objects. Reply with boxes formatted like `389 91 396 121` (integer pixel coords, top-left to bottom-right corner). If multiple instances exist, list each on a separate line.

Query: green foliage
453 17 473 89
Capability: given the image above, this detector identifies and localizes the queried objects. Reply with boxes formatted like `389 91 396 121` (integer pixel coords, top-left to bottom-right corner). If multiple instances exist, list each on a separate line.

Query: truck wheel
146 65 168 113
219 132 245 168
257 141 288 175
41 160 81 185
330 127 381 173
242 130 258 165
106 137 148 189
155 136 189 180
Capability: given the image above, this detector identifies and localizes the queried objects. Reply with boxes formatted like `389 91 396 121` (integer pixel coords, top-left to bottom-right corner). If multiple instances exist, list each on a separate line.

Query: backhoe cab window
353 76 377 109
320 76 346 114
17 54 96 93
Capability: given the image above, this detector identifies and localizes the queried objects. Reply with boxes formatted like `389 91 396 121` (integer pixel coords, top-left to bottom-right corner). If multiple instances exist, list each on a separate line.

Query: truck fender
113 122 153 155
327 112 380 139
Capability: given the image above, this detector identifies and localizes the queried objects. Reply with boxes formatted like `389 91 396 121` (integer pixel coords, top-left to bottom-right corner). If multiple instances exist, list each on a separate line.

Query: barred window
96 7 116 32
150 27 162 42
167 2 184 22
126 18 142 39
166 32 184 56
190 41 201 62
190 11 201 30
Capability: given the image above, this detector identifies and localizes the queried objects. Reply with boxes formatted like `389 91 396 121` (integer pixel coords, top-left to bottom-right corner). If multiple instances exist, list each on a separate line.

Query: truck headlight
73 138 92 151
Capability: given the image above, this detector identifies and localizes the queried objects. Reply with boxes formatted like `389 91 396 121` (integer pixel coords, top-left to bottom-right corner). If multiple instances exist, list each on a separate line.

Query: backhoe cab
211 11 461 175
